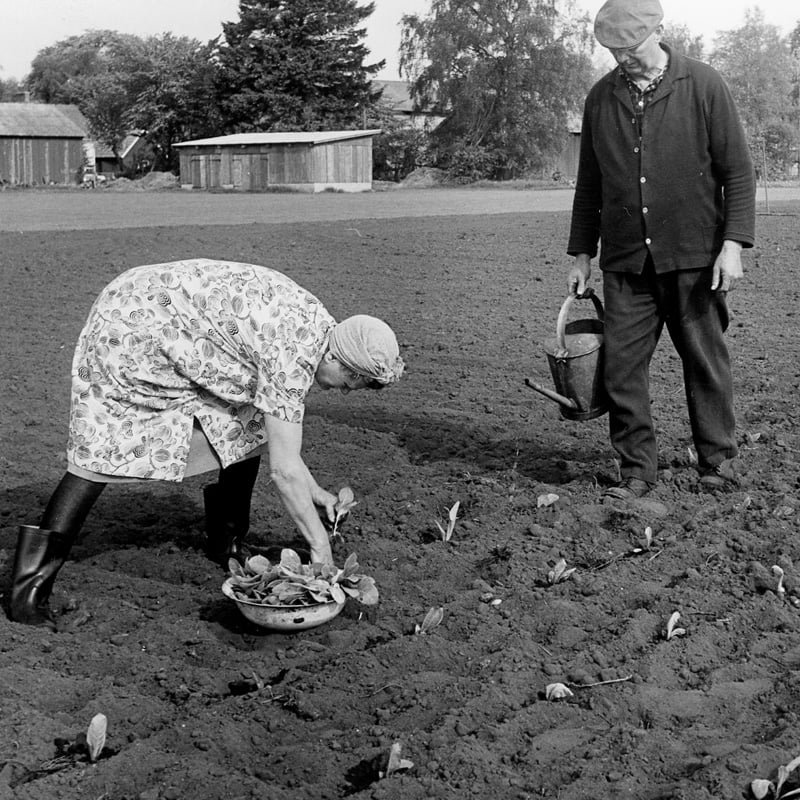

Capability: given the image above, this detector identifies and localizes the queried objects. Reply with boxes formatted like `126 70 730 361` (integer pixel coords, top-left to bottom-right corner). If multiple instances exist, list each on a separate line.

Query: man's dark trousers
602 258 738 484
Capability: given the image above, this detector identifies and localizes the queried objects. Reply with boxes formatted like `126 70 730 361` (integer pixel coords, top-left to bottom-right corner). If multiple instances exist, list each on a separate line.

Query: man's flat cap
594 0 664 49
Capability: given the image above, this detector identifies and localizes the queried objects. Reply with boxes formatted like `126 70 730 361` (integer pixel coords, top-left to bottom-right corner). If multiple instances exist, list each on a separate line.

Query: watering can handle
555 289 605 353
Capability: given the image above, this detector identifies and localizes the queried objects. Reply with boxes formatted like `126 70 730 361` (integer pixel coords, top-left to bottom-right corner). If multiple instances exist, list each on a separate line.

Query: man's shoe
699 459 738 490
603 477 653 501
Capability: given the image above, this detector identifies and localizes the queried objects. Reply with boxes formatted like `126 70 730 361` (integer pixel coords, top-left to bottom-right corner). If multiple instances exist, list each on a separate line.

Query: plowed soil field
2 189 800 800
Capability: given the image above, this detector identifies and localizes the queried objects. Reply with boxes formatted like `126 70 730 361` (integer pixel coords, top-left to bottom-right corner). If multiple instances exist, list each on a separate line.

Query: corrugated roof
0 103 87 137
175 130 382 148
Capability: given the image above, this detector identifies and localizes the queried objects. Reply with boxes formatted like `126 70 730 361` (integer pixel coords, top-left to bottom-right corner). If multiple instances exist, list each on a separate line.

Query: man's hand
712 240 744 292
568 254 592 296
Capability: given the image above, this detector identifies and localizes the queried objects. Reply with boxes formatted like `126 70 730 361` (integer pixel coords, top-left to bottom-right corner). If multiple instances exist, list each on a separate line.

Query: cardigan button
645 238 652 245
640 176 646 183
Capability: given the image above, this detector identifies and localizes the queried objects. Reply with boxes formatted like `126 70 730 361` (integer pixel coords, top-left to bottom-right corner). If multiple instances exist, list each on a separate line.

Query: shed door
254 155 269 190
190 157 203 188
209 156 222 188
232 156 243 189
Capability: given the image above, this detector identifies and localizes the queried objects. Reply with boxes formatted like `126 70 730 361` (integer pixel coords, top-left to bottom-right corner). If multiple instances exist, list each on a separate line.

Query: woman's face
314 355 370 393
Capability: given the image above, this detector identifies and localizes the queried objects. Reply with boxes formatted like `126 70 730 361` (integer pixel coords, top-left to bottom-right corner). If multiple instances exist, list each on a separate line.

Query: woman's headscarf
328 315 404 385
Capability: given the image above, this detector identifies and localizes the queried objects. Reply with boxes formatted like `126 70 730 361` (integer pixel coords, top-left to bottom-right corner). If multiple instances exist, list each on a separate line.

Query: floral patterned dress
66 259 335 481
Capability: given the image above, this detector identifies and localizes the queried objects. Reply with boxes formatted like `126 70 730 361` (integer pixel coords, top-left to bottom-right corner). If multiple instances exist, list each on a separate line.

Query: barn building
174 130 381 192
0 103 87 186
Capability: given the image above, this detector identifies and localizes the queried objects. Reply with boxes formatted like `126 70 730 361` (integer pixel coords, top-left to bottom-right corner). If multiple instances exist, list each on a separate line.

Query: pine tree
214 0 384 131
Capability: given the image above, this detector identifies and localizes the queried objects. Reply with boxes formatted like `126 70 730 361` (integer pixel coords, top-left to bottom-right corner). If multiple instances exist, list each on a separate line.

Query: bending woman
8 259 404 630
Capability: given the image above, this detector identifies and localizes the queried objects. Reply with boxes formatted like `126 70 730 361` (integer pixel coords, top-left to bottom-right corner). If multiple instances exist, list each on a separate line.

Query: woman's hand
309 539 334 566
311 485 338 525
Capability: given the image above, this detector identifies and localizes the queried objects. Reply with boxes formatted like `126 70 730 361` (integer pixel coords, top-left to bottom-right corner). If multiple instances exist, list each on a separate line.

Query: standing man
567 0 755 500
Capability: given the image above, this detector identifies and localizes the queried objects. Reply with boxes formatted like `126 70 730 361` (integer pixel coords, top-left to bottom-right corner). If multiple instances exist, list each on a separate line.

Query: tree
0 77 26 102
790 20 800 171
129 34 222 171
26 31 149 160
710 10 792 138
711 9 795 177
213 0 384 132
661 22 704 59
26 31 225 173
399 0 595 180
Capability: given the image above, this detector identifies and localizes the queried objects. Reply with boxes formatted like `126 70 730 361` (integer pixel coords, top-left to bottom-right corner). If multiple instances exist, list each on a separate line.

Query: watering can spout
524 378 579 411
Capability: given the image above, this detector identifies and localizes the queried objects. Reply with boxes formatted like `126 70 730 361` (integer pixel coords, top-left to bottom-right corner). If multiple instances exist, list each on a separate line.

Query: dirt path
0 185 796 231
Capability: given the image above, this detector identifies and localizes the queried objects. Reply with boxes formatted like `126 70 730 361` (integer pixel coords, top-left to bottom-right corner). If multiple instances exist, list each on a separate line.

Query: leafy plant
434 501 460 542
547 558 576 585
665 611 686 640
414 607 444 635
227 550 379 607
331 486 358 540
751 753 800 799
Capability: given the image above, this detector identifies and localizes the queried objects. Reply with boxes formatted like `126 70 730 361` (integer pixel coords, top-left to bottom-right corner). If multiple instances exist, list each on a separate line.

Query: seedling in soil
378 741 414 779
414 606 443 634
751 753 800 799
545 683 574 701
0 713 116 787
86 713 107 763
665 611 686 640
434 501 460 542
633 526 653 552
547 558 576 585
772 565 786 598
331 487 357 540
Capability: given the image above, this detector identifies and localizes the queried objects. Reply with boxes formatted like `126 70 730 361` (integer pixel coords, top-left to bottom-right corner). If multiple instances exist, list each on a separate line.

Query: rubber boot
9 526 76 630
203 483 248 565
203 455 260 566
8 472 104 630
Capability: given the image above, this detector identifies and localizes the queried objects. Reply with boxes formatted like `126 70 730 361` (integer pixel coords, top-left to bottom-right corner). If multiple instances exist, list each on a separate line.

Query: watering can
526 289 608 421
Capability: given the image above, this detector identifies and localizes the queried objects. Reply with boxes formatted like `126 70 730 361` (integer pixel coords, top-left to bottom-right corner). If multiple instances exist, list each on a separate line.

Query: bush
373 127 429 182
439 144 503 183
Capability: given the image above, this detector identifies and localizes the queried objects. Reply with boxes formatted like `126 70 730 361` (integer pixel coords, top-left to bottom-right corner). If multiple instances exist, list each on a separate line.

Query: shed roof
0 103 87 137
95 132 145 159
52 104 91 135
175 130 382 148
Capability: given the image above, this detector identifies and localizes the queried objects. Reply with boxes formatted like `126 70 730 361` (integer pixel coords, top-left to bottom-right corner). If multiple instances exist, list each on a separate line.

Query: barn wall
313 139 372 183
0 137 83 185
179 137 374 192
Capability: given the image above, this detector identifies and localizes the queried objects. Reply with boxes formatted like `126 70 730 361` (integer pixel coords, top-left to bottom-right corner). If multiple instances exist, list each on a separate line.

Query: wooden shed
174 130 381 193
0 103 87 186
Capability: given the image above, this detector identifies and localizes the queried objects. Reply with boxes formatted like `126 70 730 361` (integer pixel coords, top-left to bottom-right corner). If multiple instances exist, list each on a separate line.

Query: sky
1 0 798 82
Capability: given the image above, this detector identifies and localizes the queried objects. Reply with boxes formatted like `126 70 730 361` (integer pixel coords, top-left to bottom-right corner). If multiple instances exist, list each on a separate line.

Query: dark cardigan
567 44 756 274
